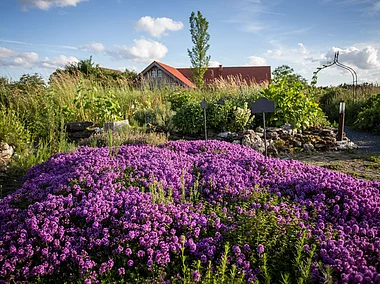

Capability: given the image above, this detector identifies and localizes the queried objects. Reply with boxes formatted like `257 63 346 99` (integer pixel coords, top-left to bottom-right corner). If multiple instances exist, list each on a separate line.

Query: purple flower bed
0 140 379 283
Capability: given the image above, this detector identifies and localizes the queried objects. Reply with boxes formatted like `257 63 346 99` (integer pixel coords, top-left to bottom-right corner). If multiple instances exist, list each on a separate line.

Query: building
139 61 196 88
139 61 271 88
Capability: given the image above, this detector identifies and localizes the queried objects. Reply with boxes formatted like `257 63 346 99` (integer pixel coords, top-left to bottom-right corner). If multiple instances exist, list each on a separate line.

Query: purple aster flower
257 244 265 255
191 270 201 282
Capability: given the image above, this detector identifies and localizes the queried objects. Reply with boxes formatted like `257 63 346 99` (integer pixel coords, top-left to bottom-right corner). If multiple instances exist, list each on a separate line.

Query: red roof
155 61 196 88
140 61 271 87
177 66 271 85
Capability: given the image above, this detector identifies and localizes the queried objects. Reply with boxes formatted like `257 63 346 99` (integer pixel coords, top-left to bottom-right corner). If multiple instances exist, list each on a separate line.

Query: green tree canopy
187 11 211 88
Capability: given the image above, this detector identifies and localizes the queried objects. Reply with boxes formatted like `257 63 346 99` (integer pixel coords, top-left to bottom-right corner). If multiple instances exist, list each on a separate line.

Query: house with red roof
139 61 271 88
139 61 196 88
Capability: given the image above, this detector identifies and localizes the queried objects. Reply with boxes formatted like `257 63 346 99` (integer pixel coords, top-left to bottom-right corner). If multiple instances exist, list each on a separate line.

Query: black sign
251 97 275 114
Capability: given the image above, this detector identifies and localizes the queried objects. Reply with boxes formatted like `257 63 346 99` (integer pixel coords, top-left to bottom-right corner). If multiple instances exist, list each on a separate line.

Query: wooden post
337 101 345 141
263 112 267 158
204 108 207 141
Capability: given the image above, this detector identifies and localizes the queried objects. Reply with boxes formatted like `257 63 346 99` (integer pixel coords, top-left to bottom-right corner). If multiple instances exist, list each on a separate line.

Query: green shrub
260 66 327 130
173 101 204 135
0 107 31 151
354 93 380 134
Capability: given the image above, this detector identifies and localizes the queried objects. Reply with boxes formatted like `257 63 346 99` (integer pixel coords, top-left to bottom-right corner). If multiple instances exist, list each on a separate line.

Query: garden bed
0 141 379 283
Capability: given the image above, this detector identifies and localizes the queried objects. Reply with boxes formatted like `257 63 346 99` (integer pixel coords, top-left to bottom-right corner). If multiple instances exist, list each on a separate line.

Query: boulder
65 121 94 132
104 119 130 132
0 142 14 172
242 131 265 153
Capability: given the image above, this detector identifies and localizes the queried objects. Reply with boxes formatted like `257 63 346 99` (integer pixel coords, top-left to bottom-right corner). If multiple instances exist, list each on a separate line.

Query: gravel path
345 127 380 154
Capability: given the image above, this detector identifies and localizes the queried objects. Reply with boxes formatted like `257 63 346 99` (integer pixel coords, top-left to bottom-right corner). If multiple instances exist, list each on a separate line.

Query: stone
303 143 314 152
217 132 231 138
104 119 130 132
255 127 264 133
266 131 279 140
67 130 95 139
0 142 14 172
321 128 334 137
292 139 302 148
242 132 265 153
65 121 94 132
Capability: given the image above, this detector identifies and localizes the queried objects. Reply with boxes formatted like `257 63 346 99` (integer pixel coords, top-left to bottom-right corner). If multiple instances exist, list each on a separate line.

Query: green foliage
272 65 308 87
262 66 327 130
188 11 211 88
0 107 31 151
318 87 368 125
354 93 380 134
173 101 204 135
154 101 176 134
72 82 122 125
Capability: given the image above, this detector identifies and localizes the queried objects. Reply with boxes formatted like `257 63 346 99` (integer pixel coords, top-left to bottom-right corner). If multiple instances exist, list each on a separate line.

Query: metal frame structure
314 51 358 100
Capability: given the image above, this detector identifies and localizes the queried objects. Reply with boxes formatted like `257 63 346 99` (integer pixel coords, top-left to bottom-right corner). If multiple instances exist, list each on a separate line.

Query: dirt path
281 128 380 181
345 127 380 154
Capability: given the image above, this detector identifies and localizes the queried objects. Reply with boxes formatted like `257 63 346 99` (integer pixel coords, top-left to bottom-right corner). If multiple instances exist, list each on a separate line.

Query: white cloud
81 42 106 53
0 47 78 69
243 22 266 32
135 16 184 38
18 0 84 11
39 55 79 69
247 56 267 66
265 42 311 64
209 60 221 67
0 50 39 68
0 47 15 58
111 38 168 63
323 46 380 70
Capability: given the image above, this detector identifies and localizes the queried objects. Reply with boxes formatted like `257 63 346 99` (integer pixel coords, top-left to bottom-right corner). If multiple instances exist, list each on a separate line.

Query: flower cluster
0 141 378 283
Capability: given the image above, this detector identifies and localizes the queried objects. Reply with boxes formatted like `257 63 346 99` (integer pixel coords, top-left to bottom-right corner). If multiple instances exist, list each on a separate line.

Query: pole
204 108 207 141
337 111 345 141
263 112 267 157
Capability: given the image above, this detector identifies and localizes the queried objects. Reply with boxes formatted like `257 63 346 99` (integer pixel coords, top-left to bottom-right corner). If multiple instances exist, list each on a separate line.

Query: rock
217 132 231 138
336 140 358 150
292 139 302 148
104 119 130 132
266 131 279 140
242 132 265 153
65 121 94 132
303 143 315 152
67 130 95 139
266 127 283 132
321 128 334 137
255 127 264 133
232 140 241 144
267 143 279 156
0 142 14 172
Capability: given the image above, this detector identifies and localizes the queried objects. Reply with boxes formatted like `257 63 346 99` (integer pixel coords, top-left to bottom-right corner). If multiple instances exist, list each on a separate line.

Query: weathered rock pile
218 126 357 156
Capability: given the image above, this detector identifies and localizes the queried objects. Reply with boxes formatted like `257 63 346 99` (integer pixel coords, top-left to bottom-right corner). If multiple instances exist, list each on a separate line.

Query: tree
187 11 211 88
272 65 308 88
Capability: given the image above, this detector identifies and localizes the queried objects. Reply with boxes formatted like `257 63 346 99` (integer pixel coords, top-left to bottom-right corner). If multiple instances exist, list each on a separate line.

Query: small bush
354 93 380 133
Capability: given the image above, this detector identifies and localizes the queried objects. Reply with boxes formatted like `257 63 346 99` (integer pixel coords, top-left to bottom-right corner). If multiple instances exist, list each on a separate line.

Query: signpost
200 99 208 141
251 97 276 157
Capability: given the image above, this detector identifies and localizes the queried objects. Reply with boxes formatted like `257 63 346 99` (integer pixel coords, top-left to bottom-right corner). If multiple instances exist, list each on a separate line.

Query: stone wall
218 126 357 156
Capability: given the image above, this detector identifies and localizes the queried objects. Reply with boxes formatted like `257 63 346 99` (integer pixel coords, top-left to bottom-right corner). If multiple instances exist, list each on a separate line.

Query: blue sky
0 0 380 86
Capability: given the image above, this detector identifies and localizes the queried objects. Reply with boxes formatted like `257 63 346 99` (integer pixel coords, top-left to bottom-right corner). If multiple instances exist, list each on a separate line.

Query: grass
283 150 380 181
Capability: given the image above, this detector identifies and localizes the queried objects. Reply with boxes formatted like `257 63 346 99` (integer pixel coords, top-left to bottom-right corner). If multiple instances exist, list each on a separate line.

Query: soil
280 127 380 181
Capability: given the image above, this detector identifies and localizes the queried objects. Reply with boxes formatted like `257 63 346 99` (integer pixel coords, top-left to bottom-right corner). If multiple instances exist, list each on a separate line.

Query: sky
0 0 380 86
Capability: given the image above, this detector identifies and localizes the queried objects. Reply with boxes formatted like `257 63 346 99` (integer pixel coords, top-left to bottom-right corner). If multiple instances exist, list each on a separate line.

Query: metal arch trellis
312 51 358 100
